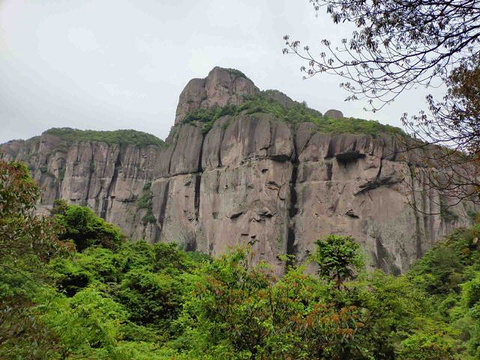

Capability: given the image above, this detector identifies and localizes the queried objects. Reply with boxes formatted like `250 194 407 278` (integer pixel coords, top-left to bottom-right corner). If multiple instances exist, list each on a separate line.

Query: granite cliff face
1 67 474 274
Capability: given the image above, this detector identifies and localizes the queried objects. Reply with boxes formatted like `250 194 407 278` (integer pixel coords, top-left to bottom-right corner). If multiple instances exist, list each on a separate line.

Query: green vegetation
182 91 405 137
53 199 124 252
2 159 480 359
136 182 156 225
224 67 248 79
312 235 364 288
44 128 166 147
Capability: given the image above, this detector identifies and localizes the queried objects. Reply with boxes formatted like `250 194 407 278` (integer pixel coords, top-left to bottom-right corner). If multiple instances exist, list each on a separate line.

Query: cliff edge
1 67 475 274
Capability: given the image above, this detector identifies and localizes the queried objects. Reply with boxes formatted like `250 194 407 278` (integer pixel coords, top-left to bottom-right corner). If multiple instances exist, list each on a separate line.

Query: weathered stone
169 124 203 176
325 109 344 119
1 67 475 275
264 90 296 108
174 67 259 124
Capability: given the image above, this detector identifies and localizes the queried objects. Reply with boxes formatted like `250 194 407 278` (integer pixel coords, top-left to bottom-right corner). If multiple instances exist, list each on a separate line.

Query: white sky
0 0 441 143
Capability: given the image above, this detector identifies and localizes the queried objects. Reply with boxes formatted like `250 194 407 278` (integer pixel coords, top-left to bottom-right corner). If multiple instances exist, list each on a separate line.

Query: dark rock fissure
336 152 365 165
286 137 299 269
230 211 244 220
157 181 170 237
326 162 333 181
217 127 225 167
375 237 401 275
101 147 122 220
355 157 389 196
422 180 430 246
409 165 423 259
194 174 201 221
84 143 94 203
194 133 205 221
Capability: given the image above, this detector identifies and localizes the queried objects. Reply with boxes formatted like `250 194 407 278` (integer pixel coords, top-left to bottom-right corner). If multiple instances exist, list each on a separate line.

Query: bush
55 205 124 251
312 235 364 287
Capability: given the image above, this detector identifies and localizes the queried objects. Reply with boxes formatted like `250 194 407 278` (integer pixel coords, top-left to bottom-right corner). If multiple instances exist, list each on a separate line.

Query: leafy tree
54 204 124 251
410 225 480 297
312 235 364 288
398 327 458 360
40 286 129 360
284 0 480 112
0 161 66 261
0 161 69 359
174 248 367 359
116 268 183 327
403 57 480 206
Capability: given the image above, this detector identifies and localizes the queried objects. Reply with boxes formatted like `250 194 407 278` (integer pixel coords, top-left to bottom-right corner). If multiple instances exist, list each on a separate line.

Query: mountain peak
175 67 259 124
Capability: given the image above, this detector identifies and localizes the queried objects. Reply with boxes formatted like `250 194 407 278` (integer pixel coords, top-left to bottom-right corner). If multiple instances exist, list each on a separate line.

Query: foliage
0 161 71 359
182 91 404 137
172 249 367 359
54 204 124 251
224 67 248 79
403 56 480 206
44 127 165 147
3 159 480 359
0 162 64 260
116 268 183 327
410 225 480 296
182 104 239 134
284 0 480 210
136 183 156 225
284 0 480 113
312 235 364 288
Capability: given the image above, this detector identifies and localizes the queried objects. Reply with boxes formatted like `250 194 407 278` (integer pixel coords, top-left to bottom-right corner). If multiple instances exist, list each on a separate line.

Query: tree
403 56 480 207
0 161 69 263
284 0 480 112
54 203 124 251
312 235 363 288
174 248 367 359
0 161 69 359
283 1 480 206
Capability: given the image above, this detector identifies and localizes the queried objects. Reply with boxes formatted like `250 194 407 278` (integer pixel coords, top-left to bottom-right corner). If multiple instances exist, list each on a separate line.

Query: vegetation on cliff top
43 128 165 147
182 90 405 137
2 159 480 359
223 67 248 79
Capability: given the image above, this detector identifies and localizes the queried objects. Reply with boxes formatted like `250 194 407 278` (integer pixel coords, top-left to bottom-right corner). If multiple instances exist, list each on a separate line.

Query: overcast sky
0 0 441 144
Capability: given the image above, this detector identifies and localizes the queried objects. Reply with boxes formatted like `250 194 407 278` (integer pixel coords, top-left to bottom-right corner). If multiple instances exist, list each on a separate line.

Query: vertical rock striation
1 67 475 273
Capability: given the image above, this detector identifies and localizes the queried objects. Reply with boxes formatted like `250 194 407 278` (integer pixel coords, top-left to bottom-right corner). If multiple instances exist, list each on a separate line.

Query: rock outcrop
175 67 259 124
1 67 475 274
325 109 344 119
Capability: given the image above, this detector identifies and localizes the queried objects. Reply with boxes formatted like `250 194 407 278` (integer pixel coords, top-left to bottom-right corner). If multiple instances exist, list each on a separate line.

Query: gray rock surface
325 109 344 119
174 67 259 124
1 67 475 274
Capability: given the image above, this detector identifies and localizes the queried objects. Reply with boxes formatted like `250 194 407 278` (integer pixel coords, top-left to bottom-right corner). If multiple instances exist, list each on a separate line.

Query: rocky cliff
1 67 475 274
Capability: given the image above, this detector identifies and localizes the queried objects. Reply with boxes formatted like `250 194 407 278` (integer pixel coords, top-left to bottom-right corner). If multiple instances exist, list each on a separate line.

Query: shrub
312 235 364 288
55 205 124 251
